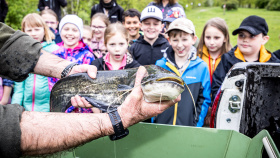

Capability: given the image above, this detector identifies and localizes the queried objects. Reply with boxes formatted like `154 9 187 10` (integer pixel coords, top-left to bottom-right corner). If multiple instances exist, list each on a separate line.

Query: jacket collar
136 34 168 46
234 45 271 62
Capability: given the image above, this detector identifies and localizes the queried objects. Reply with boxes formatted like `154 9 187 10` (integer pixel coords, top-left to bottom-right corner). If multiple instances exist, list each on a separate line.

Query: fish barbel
50 65 184 112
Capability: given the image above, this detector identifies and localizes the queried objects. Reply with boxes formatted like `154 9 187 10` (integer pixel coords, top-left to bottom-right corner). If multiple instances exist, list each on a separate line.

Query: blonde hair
197 17 232 57
91 13 110 27
83 25 93 38
154 0 177 5
40 9 58 21
104 22 128 45
21 13 55 43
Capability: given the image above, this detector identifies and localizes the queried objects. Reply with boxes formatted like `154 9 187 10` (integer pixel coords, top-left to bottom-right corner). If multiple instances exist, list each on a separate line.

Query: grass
186 7 280 52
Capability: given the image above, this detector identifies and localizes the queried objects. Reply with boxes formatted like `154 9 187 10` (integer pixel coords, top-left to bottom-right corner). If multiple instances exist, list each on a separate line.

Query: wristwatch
61 63 78 78
108 109 129 141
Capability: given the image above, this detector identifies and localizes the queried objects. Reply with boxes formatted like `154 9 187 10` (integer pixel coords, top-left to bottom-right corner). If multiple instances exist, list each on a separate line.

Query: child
40 9 62 44
212 15 280 100
83 25 93 48
90 0 124 23
91 13 110 58
197 17 232 85
0 78 13 105
122 9 143 45
48 14 95 91
11 13 59 112
91 22 140 70
154 18 211 127
129 6 170 65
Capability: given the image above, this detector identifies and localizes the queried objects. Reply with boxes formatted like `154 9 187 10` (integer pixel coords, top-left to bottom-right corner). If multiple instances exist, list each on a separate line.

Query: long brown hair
90 13 110 28
154 0 177 5
104 22 128 45
21 13 55 43
197 17 232 57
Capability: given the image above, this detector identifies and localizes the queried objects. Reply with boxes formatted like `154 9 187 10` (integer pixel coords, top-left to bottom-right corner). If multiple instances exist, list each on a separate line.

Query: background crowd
0 0 280 128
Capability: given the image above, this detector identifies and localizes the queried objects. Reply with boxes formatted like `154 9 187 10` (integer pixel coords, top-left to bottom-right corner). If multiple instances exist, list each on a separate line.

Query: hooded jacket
155 46 211 127
91 52 140 70
11 41 59 112
212 45 280 100
128 34 170 65
90 1 124 23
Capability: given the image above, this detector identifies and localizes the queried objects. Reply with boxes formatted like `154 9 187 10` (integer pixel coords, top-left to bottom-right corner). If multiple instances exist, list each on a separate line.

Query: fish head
141 65 185 102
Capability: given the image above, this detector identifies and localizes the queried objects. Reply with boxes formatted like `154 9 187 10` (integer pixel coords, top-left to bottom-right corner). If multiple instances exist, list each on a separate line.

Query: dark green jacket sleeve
0 104 25 158
0 23 42 82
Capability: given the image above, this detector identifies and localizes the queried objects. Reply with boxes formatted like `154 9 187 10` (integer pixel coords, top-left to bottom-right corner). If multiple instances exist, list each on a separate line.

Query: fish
50 65 185 112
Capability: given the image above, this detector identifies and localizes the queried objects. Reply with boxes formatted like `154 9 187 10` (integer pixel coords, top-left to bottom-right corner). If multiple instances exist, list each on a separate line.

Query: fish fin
117 84 133 92
84 97 116 112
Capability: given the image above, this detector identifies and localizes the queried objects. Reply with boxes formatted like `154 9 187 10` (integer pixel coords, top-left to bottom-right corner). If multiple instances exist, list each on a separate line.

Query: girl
67 23 140 113
197 17 232 85
91 13 110 58
147 0 185 19
40 9 62 44
48 14 94 91
91 22 140 70
83 25 93 47
11 13 59 112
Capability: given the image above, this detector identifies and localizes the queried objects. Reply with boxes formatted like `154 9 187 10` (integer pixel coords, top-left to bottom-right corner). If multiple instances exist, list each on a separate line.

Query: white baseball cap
140 6 163 22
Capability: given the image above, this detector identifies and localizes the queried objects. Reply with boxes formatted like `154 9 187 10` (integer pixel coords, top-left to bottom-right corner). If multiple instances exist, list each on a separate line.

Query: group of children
1 4 279 128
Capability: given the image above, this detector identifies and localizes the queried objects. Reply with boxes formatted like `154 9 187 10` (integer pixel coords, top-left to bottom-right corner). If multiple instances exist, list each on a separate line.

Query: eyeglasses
45 21 57 25
91 25 106 30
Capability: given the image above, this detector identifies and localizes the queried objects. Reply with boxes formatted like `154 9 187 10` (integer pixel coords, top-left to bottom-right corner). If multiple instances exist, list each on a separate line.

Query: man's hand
68 64 97 79
118 66 181 129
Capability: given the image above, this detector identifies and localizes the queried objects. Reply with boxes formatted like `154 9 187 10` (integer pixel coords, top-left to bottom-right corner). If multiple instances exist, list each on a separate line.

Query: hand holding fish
118 66 181 128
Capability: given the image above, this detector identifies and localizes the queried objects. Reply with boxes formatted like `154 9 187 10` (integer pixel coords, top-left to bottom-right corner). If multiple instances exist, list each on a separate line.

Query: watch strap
108 109 129 141
61 63 78 78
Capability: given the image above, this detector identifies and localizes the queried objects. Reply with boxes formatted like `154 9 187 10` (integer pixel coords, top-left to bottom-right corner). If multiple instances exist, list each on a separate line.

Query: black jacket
91 53 140 70
90 3 124 23
38 0 67 20
128 34 170 65
0 0 8 23
211 45 280 100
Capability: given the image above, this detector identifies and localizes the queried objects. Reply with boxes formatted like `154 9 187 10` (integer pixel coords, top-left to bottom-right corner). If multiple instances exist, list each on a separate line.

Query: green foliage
255 0 269 8
266 0 280 11
5 0 38 30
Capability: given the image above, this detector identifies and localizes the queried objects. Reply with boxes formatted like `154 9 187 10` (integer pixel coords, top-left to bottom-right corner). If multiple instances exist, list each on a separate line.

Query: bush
221 0 238 10
255 0 269 8
266 0 280 11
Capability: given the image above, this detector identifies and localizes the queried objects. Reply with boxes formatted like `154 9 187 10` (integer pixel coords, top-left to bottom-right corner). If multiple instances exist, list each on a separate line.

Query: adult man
38 0 67 20
0 23 180 157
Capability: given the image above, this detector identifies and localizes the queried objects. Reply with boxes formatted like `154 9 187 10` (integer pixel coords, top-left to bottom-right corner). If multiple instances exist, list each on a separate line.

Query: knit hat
163 7 186 23
232 15 268 36
140 6 163 22
59 14 83 39
166 18 195 35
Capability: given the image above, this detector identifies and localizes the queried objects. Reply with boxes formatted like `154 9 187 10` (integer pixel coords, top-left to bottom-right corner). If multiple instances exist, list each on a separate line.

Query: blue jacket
155 46 211 127
11 41 59 112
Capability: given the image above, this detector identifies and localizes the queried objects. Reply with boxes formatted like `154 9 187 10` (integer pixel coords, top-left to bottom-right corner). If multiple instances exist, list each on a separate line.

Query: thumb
134 66 148 87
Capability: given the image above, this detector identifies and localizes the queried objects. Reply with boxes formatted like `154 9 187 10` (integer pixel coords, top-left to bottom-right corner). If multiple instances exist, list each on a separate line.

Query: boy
122 9 143 45
155 18 211 127
128 6 170 65
212 15 280 99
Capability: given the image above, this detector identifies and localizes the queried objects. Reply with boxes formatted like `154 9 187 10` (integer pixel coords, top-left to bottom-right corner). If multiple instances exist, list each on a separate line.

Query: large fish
50 65 184 112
